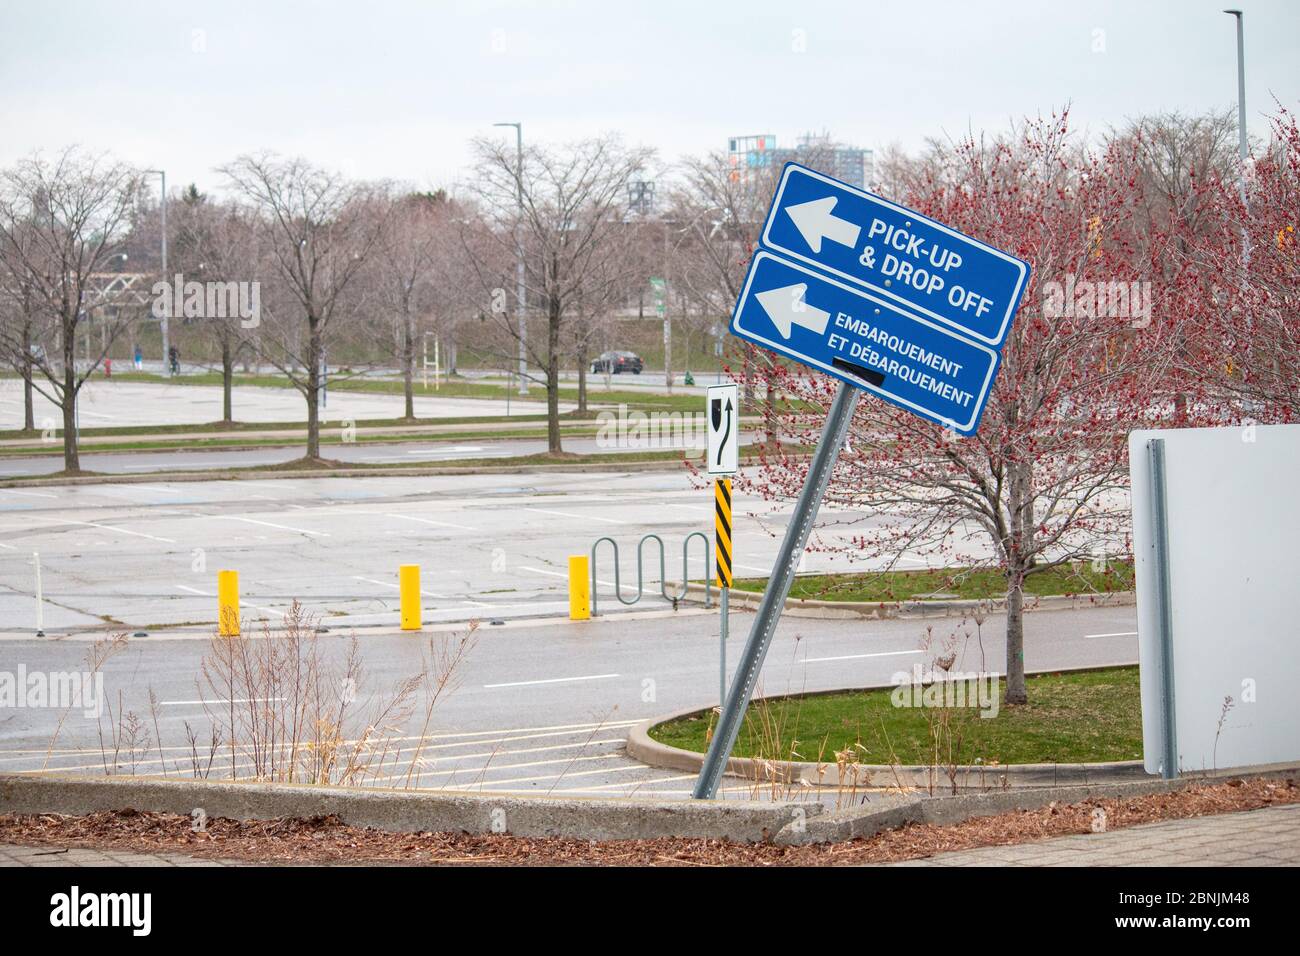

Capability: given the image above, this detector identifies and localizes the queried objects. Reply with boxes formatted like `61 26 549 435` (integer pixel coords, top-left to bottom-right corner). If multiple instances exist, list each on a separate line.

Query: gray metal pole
1225 10 1250 271
512 124 522 395
693 381 859 799
1148 438 1178 780
719 585 728 706
160 171 169 376
146 169 169 375
1228 10 1247 203
513 125 527 396
493 122 527 396
33 551 44 637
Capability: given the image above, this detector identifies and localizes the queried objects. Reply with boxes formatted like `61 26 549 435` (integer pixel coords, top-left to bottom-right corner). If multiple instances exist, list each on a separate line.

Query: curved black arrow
717 396 733 466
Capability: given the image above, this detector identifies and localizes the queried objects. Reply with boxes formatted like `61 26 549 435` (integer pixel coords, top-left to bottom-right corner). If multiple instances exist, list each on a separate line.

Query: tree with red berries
747 113 1196 704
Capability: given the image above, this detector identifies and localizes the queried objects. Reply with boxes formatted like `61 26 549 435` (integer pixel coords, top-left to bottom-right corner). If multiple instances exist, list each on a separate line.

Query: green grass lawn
648 666 1143 765
242 444 726 472
0 413 551 441
0 424 613 457
103 370 715 414
731 561 1135 603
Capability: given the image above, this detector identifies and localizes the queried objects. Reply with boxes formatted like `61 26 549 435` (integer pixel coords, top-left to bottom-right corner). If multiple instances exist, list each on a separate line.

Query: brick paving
0 844 238 867
888 803 1300 866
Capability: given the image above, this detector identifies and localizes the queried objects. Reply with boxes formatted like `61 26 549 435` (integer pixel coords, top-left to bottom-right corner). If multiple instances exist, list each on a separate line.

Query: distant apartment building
727 132 874 189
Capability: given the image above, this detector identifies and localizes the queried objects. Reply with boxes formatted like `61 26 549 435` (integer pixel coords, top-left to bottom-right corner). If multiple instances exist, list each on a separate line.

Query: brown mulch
1 776 1295 866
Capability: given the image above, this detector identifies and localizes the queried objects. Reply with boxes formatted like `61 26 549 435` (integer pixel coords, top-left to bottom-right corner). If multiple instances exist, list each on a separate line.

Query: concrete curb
774 763 1300 844
0 457 693 489
4 766 1294 848
628 665 1147 792
0 772 816 844
682 581 1135 620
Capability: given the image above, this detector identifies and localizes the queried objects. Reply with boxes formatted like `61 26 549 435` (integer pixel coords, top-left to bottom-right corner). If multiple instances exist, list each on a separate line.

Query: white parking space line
483 673 620 689
207 515 328 536
384 513 476 531
373 737 628 779
802 650 924 663
160 697 285 706
171 582 278 616
0 722 644 764
529 507 626 525
352 575 452 600
443 762 656 791
519 565 617 588
1085 630 1139 639
58 519 176 544
385 751 626 785
582 774 698 792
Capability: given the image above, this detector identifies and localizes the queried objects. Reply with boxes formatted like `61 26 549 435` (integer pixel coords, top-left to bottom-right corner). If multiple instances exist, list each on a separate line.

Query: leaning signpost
706 383 740 706
692 163 1031 799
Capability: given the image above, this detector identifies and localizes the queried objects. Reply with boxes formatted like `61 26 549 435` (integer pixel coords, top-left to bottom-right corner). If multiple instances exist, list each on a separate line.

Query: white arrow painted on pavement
755 283 831 340
784 196 861 253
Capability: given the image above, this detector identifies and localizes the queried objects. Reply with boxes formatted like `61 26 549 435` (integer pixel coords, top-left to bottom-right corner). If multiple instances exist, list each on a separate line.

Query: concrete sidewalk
888 803 1300 866
0 844 240 867
3 804 1296 867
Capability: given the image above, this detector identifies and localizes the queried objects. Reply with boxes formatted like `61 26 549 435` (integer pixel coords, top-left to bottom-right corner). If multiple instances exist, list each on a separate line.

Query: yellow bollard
217 570 240 637
568 554 591 620
399 564 422 631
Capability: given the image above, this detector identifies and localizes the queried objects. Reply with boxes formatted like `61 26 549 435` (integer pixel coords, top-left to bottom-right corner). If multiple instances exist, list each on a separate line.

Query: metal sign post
1147 438 1178 780
693 382 858 799
693 162 1028 798
707 383 740 709
714 477 733 705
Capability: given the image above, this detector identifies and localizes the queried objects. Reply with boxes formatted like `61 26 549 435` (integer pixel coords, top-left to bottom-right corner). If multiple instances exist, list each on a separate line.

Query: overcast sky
2 0 1297 194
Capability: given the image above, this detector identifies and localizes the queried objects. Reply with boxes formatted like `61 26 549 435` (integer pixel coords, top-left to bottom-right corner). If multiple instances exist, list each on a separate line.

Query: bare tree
752 115 1191 705
668 152 786 436
370 189 458 421
0 149 141 471
220 155 390 460
460 136 652 453
168 183 260 423
0 227 40 432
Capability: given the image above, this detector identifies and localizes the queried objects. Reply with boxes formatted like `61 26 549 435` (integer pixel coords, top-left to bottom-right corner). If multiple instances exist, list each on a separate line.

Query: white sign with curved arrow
706 383 739 476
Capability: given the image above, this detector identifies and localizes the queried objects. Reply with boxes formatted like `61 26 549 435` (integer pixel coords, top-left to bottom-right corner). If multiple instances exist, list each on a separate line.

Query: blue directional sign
732 252 1002 436
760 164 1029 347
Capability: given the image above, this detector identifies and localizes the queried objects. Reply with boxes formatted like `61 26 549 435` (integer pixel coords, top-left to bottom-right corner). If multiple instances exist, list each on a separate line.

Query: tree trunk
23 372 34 432
402 305 415 420
21 321 34 432
306 320 322 460
1004 458 1032 705
547 300 562 454
221 339 234 423
61 317 79 472
576 338 588 414
1004 572 1027 704
663 315 672 395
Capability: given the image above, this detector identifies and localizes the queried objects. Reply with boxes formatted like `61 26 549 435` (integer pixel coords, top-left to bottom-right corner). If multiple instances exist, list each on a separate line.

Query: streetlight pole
145 169 169 375
1224 10 1248 210
1223 8 1251 351
494 122 527 396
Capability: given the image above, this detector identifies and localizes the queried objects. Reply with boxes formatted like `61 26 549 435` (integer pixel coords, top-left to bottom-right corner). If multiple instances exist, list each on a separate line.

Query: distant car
591 350 643 374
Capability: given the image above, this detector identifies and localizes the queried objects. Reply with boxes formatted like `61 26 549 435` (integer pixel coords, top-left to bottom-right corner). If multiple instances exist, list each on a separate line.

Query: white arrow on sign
784 196 861 253
755 283 830 340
